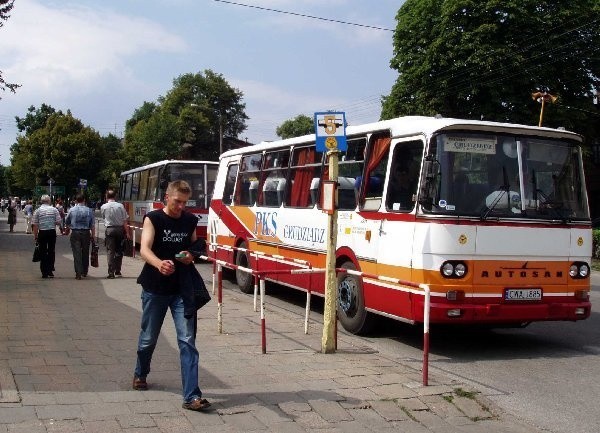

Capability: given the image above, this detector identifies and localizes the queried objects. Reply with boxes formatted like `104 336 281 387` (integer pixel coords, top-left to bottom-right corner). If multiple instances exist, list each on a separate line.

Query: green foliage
122 69 248 168
593 229 600 259
276 114 315 139
10 111 107 198
16 104 61 135
382 0 600 142
121 110 181 169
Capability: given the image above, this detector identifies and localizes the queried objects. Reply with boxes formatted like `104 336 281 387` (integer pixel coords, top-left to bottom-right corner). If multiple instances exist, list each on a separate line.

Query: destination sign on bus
443 136 496 154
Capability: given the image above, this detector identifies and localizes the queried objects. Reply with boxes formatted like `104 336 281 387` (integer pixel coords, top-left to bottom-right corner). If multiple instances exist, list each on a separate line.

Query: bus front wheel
337 261 373 335
235 241 254 294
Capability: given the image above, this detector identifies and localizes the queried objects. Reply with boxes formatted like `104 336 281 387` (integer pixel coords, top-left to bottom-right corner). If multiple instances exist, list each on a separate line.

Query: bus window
259 149 290 207
207 164 218 205
287 145 322 208
131 172 141 201
147 167 160 202
122 173 133 200
139 169 150 201
235 153 262 206
386 141 423 212
223 164 238 205
329 136 367 210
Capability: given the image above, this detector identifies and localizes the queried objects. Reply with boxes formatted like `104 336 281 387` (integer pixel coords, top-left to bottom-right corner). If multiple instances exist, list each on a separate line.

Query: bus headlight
440 261 468 279
569 262 590 279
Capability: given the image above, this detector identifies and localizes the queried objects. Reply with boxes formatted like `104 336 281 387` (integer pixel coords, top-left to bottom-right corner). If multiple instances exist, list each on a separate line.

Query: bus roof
219 116 583 160
120 159 218 176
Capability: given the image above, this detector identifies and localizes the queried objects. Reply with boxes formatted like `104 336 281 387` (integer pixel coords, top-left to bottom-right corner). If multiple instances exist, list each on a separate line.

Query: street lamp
531 91 558 127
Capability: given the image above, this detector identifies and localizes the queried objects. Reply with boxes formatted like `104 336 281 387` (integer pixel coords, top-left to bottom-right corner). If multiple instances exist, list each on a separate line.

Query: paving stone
0 407 37 423
420 394 464 418
152 414 196 432
5 420 47 433
397 397 429 411
369 383 417 399
116 413 156 428
451 395 493 420
345 407 391 430
35 404 85 420
369 400 409 421
288 410 330 429
44 418 84 432
308 399 353 422
221 412 267 430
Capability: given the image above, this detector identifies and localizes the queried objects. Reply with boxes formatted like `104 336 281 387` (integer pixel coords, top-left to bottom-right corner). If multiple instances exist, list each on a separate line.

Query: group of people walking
11 182 210 412
29 191 130 280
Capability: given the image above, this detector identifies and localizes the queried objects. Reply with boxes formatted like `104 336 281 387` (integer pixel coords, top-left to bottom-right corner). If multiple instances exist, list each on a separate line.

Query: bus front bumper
416 300 591 324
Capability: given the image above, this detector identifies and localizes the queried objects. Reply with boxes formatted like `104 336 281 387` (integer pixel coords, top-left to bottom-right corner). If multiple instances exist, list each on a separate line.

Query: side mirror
418 156 440 209
159 179 169 190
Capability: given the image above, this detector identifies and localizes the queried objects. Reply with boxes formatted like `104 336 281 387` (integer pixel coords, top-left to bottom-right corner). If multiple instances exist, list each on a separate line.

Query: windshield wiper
481 166 511 220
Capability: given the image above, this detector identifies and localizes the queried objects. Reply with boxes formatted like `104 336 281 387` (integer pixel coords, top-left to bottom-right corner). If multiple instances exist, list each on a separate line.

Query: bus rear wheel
235 241 254 294
337 261 373 335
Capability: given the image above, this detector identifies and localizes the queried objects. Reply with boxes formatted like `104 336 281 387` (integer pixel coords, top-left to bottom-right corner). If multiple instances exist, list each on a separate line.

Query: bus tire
337 261 373 335
235 241 253 294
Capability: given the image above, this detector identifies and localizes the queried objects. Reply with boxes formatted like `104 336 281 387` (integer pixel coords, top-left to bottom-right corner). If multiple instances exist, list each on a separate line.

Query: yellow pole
538 96 546 127
321 150 339 353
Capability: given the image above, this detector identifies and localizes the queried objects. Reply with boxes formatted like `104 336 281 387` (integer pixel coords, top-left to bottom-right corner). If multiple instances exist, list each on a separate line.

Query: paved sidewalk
0 215 542 432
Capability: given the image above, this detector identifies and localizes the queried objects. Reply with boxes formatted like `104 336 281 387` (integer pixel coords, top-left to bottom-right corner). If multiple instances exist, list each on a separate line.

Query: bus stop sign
315 112 347 152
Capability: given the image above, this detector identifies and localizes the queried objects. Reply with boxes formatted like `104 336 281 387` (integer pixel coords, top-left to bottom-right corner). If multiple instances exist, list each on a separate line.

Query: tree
0 0 19 100
121 109 181 168
381 0 600 134
123 69 248 167
10 111 107 197
276 114 315 139
15 104 61 135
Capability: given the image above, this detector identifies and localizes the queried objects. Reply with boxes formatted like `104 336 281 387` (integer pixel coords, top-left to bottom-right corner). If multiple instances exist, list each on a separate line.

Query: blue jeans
134 290 201 403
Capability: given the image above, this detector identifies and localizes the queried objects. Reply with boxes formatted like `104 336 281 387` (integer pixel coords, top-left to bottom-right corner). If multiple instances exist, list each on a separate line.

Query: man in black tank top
132 180 211 411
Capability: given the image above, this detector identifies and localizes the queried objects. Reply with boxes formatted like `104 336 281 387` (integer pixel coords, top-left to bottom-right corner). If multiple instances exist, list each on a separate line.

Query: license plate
504 288 542 301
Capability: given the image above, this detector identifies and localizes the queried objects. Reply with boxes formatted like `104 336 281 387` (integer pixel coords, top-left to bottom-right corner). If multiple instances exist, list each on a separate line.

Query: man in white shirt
100 189 130 278
32 195 62 278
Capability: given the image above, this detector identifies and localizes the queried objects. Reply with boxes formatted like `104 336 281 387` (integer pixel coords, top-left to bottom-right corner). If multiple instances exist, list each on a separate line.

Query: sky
0 0 403 166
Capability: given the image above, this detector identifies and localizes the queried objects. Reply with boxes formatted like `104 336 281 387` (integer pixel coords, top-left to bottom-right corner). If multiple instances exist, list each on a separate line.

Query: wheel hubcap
338 277 357 317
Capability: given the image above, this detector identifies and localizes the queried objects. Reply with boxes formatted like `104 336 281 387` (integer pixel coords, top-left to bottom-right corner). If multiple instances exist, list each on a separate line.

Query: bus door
375 138 424 318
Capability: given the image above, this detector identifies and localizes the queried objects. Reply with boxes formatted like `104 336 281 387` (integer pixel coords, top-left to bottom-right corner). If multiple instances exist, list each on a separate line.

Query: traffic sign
34 185 65 195
314 112 347 152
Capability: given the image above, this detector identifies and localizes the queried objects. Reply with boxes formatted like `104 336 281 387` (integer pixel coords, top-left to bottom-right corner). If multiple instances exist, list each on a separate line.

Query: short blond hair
166 180 191 195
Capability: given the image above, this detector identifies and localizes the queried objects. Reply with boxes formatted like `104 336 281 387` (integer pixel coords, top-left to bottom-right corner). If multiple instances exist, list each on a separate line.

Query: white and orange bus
119 160 218 239
208 116 592 334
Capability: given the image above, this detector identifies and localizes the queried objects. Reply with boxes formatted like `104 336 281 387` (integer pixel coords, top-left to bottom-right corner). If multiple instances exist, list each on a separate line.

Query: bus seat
262 177 285 206
338 177 357 210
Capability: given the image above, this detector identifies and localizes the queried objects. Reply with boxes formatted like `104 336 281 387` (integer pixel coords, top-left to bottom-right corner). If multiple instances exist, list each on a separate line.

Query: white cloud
0 0 187 97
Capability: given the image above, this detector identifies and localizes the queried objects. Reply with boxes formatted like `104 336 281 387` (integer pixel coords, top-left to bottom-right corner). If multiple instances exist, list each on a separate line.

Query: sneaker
48 272 54 278
115 272 122 278
182 397 211 411
42 274 48 279
75 275 82 280
107 273 115 279
132 376 148 390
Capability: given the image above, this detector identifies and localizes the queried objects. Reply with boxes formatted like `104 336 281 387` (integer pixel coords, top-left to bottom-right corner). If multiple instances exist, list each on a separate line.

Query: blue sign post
314 112 347 152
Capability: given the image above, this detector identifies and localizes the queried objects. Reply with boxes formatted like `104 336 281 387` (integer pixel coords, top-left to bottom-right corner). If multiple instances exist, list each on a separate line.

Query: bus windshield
162 163 216 207
424 132 589 221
